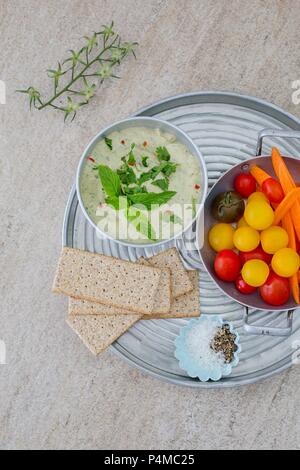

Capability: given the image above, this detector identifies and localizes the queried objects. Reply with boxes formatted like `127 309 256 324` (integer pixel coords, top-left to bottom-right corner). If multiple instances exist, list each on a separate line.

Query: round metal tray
63 91 300 388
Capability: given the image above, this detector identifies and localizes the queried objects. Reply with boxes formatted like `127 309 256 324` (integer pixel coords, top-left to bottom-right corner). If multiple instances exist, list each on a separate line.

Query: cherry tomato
239 245 272 266
208 223 235 252
237 217 249 228
247 191 268 204
234 172 257 198
271 247 300 277
214 249 241 282
259 270 291 306
233 226 260 252
244 200 274 230
261 178 284 204
261 226 289 254
235 274 257 294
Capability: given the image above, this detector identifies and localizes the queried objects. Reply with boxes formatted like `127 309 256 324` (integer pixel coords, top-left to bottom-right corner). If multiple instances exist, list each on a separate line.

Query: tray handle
244 307 294 336
256 128 300 156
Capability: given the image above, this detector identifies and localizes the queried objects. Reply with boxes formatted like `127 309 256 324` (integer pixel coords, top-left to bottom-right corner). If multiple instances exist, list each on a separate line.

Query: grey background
1 0 300 450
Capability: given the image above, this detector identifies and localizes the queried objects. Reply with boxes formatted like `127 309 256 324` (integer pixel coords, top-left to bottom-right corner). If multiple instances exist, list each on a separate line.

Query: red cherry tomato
239 245 272 266
261 178 284 203
234 173 257 198
235 274 257 294
214 249 241 282
259 270 291 306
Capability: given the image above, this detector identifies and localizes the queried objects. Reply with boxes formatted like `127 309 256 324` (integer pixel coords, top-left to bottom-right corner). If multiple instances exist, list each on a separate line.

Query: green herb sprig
94 144 179 241
17 22 138 121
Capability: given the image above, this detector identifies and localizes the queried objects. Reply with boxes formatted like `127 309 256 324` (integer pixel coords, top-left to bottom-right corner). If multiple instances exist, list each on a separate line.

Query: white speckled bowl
76 116 208 248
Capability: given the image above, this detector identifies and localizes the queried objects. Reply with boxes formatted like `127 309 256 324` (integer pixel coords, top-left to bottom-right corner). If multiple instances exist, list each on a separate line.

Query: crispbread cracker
69 297 136 316
148 248 193 299
142 271 200 319
53 247 161 314
67 314 139 356
137 258 171 314
68 257 171 316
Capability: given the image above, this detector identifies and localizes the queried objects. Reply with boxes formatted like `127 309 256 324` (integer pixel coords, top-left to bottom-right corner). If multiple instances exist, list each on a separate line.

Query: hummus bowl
76 117 208 248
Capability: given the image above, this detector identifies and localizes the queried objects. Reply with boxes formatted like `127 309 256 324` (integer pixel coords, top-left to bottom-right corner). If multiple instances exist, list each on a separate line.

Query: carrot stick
272 147 300 241
250 165 271 186
281 212 300 304
273 188 300 225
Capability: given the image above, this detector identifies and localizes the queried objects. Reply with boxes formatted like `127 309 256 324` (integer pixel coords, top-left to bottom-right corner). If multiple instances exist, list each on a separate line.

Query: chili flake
87 156 95 163
194 184 200 190
121 139 126 145
143 140 148 147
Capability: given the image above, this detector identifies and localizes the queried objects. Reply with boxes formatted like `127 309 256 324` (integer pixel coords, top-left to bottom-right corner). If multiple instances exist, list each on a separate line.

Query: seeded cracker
148 247 193 298
142 271 200 319
67 314 139 356
52 247 161 315
68 257 171 316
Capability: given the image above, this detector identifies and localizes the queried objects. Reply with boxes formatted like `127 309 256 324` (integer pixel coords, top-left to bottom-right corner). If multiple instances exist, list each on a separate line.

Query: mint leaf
123 185 147 195
98 165 121 198
104 136 113 150
152 178 169 191
156 146 170 161
105 196 120 209
141 156 149 167
128 191 176 210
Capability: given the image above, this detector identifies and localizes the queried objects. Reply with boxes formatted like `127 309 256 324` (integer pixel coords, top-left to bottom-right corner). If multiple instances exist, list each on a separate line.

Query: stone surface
1 0 300 450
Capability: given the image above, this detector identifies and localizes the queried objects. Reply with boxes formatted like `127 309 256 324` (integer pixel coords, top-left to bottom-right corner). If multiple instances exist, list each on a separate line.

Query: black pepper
210 324 237 364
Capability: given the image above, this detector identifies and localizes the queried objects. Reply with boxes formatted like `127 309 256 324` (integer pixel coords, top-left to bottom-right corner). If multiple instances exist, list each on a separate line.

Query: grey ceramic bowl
76 116 208 248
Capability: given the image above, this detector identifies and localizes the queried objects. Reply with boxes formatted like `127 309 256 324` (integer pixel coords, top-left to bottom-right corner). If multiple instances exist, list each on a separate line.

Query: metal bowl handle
256 128 300 156
244 307 294 336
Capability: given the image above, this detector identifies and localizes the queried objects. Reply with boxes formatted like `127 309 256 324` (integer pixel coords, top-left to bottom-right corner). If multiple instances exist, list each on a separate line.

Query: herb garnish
128 191 176 210
152 178 169 191
156 146 171 161
95 143 179 240
97 165 121 198
104 137 113 150
17 22 138 121
141 156 149 167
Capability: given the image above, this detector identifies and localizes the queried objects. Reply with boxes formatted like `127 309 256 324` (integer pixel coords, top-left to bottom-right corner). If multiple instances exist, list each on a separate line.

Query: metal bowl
76 116 208 248
198 155 300 312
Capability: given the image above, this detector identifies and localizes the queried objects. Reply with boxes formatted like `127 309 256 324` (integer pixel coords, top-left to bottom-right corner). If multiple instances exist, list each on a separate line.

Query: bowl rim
76 116 208 248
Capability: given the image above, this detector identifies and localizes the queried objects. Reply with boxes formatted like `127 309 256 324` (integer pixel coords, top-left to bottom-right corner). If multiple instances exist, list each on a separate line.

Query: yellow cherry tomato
247 191 268 204
237 217 249 228
261 226 289 254
233 226 260 252
244 200 274 230
208 223 235 252
242 259 270 287
271 247 300 277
